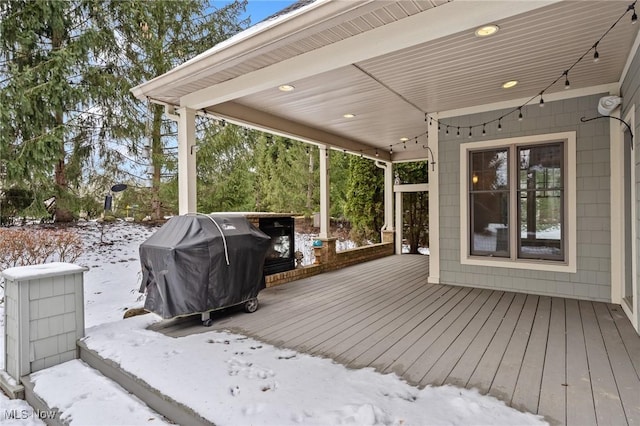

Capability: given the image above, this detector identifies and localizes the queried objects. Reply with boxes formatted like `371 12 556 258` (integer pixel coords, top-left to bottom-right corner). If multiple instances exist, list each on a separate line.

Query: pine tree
0 1 119 221
345 156 384 243
92 0 248 219
395 162 430 253
196 122 258 212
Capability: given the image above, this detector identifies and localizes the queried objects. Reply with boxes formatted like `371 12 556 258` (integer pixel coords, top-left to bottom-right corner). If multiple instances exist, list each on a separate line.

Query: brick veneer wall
265 242 394 287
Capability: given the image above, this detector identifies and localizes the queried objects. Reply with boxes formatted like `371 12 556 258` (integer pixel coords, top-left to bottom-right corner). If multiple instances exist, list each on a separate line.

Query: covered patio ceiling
132 0 640 162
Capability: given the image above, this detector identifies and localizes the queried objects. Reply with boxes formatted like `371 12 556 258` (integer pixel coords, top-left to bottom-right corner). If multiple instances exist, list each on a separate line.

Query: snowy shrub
0 228 83 272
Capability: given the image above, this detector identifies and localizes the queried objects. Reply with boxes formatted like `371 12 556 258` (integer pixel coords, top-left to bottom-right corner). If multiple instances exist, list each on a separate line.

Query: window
461 132 576 272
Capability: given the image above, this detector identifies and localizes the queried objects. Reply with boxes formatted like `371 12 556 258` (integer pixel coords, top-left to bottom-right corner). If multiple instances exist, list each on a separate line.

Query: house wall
621 44 640 316
438 93 612 302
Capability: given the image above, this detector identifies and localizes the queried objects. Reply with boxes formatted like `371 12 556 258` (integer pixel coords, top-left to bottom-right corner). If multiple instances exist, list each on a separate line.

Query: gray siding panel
439 93 612 301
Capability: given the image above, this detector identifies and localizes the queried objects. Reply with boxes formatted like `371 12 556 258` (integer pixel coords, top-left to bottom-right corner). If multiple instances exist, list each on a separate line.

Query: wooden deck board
466 292 527 394
537 298 567 426
511 296 551 413
565 299 597 426
421 290 503 386
409 289 494 386
489 294 540 403
580 300 627 425
151 255 640 425
444 291 516 388
592 303 640 424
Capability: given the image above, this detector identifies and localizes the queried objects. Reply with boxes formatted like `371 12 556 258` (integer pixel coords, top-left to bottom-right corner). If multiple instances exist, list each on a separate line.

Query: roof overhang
133 0 640 162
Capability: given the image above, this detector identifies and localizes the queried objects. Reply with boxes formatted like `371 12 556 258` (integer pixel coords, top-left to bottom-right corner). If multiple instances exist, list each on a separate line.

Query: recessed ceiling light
400 137 409 142
475 24 499 37
343 113 356 118
278 84 295 92
502 80 518 89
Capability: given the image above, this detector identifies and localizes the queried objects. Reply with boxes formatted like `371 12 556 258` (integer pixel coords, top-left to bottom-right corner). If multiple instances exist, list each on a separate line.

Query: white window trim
460 131 577 273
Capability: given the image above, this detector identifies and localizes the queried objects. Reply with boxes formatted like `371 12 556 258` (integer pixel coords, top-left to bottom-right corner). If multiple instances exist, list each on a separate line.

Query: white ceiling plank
180 1 560 109
208 101 392 161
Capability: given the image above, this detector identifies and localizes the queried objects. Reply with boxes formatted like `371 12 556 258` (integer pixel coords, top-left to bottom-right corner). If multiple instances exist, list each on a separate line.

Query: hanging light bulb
375 149 379 157
631 4 637 24
445 126 449 135
403 141 407 150
564 71 570 89
389 145 393 155
518 108 523 121
539 93 545 107
468 127 472 138
456 127 460 137
415 137 418 144
498 118 503 131
438 122 441 132
424 113 428 122
593 42 600 62
482 124 486 136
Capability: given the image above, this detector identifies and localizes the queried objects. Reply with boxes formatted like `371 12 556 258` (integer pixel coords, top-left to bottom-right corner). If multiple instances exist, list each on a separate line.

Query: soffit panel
357 1 638 113
140 0 444 104
222 1 638 155
235 65 427 153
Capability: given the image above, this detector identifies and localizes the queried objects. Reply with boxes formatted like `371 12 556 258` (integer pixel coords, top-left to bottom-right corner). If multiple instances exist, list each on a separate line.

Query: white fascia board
132 0 377 100
180 1 560 109
209 101 391 161
437 83 618 119
620 29 640 88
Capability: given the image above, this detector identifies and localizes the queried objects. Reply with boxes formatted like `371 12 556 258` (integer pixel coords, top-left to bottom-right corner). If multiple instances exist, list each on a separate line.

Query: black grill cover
139 214 271 319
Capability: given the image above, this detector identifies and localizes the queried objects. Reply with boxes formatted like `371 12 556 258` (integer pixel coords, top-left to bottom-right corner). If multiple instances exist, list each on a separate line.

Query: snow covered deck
156 255 640 425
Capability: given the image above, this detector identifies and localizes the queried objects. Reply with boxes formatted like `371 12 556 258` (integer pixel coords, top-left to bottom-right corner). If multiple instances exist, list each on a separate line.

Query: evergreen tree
0 1 118 220
345 156 384 243
94 0 248 219
395 162 429 253
196 122 257 212
254 136 318 215
0 0 248 221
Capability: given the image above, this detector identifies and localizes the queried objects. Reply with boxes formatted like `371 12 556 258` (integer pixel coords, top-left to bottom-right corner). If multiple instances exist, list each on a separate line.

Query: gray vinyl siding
621 46 640 314
438 93 611 302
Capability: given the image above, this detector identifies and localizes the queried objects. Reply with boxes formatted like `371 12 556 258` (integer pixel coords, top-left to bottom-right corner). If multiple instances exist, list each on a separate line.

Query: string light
445 126 449 135
389 145 393 155
375 149 379 157
413 1 636 145
482 124 486 136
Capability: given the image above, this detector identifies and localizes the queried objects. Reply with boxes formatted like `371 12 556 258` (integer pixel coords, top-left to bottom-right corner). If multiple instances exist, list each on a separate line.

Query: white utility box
2 263 87 382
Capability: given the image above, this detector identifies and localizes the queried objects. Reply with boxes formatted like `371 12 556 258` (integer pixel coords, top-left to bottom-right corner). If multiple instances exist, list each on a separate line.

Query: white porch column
428 114 440 284
319 145 330 239
177 107 197 214
380 161 394 231
395 190 403 254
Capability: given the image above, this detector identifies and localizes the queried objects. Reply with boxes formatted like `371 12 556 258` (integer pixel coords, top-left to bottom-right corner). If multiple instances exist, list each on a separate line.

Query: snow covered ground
0 220 547 425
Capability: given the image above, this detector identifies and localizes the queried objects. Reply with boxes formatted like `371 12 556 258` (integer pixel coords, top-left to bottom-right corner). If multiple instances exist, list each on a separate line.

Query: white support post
395 191 402 255
177 107 197 215
374 161 394 231
319 145 330 239
428 114 440 284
